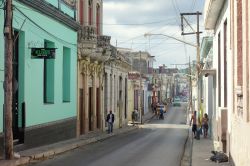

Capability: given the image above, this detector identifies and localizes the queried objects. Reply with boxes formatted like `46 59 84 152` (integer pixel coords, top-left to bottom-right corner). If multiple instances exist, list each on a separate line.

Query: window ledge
44 102 54 105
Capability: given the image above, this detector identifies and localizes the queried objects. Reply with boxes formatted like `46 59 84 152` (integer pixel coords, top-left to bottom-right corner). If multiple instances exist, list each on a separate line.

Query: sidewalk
128 110 156 125
142 111 156 123
181 127 231 166
0 111 155 166
0 126 142 166
192 137 231 166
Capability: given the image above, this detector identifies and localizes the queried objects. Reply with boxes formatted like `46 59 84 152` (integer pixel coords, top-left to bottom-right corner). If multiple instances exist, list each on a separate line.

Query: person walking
202 113 209 138
159 106 164 120
190 111 197 138
106 110 115 134
132 110 136 126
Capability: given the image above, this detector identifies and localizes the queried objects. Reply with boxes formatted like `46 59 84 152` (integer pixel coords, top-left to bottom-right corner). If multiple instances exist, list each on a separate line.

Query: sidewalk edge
181 127 193 166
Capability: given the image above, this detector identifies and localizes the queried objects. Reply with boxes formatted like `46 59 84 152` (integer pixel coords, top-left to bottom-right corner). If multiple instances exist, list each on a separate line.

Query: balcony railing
78 26 97 42
97 35 111 49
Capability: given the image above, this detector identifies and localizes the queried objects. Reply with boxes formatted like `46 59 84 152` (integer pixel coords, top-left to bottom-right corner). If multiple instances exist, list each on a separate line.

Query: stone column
92 64 97 130
84 0 88 26
104 68 110 129
106 70 110 112
93 0 97 29
84 63 89 133
100 0 103 35
98 70 104 130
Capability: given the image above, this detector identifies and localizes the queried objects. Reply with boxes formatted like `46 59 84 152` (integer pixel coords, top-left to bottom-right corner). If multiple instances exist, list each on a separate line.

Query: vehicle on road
173 97 181 107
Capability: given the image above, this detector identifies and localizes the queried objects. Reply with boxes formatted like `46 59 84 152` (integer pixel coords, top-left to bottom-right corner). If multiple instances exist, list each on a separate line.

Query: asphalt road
32 104 189 166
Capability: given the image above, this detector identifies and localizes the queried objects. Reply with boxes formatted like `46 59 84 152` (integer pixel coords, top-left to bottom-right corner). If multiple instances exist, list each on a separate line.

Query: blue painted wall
45 0 75 18
0 1 78 132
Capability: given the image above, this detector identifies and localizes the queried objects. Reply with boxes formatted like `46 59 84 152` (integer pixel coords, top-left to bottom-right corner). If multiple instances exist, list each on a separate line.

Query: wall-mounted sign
31 48 56 59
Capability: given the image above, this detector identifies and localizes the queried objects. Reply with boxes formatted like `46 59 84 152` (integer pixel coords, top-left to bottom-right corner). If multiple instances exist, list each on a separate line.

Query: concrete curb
0 126 138 166
181 127 193 166
27 127 137 162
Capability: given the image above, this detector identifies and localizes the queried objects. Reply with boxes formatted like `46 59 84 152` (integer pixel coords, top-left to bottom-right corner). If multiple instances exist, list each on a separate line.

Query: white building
204 0 250 165
204 0 232 155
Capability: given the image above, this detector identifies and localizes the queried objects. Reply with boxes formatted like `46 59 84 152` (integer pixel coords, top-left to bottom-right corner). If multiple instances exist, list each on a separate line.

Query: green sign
31 48 56 59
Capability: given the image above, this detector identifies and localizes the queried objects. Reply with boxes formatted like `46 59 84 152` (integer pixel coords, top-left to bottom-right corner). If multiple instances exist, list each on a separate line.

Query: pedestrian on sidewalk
132 110 136 126
190 111 197 138
202 113 209 138
106 110 115 134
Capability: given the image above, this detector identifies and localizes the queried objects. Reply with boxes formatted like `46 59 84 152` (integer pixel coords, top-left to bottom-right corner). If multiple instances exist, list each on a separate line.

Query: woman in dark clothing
202 113 209 138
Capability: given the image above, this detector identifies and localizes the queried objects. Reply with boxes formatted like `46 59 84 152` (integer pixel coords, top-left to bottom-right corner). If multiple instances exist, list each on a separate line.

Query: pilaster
84 61 90 133
92 62 97 130
84 0 88 26
100 0 103 35
93 0 97 28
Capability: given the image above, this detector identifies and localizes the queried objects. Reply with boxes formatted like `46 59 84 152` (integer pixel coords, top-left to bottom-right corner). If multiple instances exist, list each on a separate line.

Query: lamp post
144 33 197 47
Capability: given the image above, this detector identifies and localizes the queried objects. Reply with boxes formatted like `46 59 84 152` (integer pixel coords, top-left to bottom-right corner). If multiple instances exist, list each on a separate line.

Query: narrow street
31 104 188 166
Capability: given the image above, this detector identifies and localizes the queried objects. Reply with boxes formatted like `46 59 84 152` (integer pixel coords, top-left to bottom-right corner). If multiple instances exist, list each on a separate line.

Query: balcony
204 0 226 29
94 35 111 61
78 27 111 61
97 35 111 49
78 26 97 56
78 26 97 43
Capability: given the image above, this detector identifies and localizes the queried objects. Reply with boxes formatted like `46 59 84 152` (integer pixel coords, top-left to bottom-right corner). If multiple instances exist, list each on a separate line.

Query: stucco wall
0 1 78 130
230 117 250 166
0 4 4 133
127 80 134 121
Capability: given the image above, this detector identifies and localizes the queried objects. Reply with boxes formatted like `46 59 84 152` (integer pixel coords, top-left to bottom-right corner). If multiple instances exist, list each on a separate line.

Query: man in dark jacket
106 110 115 134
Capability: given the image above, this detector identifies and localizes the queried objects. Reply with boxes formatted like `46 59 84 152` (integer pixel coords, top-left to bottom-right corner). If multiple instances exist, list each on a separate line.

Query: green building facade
0 0 79 152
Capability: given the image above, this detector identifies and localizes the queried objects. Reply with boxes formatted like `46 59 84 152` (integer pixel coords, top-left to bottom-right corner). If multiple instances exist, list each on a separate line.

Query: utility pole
180 11 202 113
139 51 143 124
4 0 14 159
189 56 192 112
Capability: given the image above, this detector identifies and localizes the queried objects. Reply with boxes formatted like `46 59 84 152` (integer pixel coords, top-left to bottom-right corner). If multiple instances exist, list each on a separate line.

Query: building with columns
76 0 112 135
103 47 131 129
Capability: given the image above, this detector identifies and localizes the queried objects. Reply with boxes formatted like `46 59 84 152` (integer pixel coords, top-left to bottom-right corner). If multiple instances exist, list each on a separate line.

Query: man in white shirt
106 110 115 134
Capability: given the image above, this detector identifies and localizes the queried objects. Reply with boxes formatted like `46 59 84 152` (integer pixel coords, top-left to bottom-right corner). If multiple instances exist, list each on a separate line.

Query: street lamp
144 33 197 48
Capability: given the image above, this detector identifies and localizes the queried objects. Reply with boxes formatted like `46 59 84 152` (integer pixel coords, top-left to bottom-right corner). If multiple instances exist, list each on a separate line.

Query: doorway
89 87 93 131
12 31 20 143
79 88 85 134
96 88 101 129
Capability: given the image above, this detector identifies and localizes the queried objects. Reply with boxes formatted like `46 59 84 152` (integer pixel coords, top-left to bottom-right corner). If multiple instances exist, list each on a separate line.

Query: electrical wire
102 19 176 26
171 0 181 29
14 6 77 46
0 0 5 8
117 21 178 46
14 4 177 27
190 0 197 12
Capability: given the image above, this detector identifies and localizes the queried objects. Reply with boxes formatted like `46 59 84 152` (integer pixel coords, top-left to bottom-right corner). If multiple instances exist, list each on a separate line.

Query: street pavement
192 136 231 166
0 111 155 166
30 105 189 166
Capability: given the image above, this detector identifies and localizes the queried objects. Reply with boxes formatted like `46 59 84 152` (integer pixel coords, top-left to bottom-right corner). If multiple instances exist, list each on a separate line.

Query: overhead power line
14 6 77 46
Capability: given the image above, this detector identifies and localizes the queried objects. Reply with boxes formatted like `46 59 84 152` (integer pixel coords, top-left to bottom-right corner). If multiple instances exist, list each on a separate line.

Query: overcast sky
103 0 205 68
